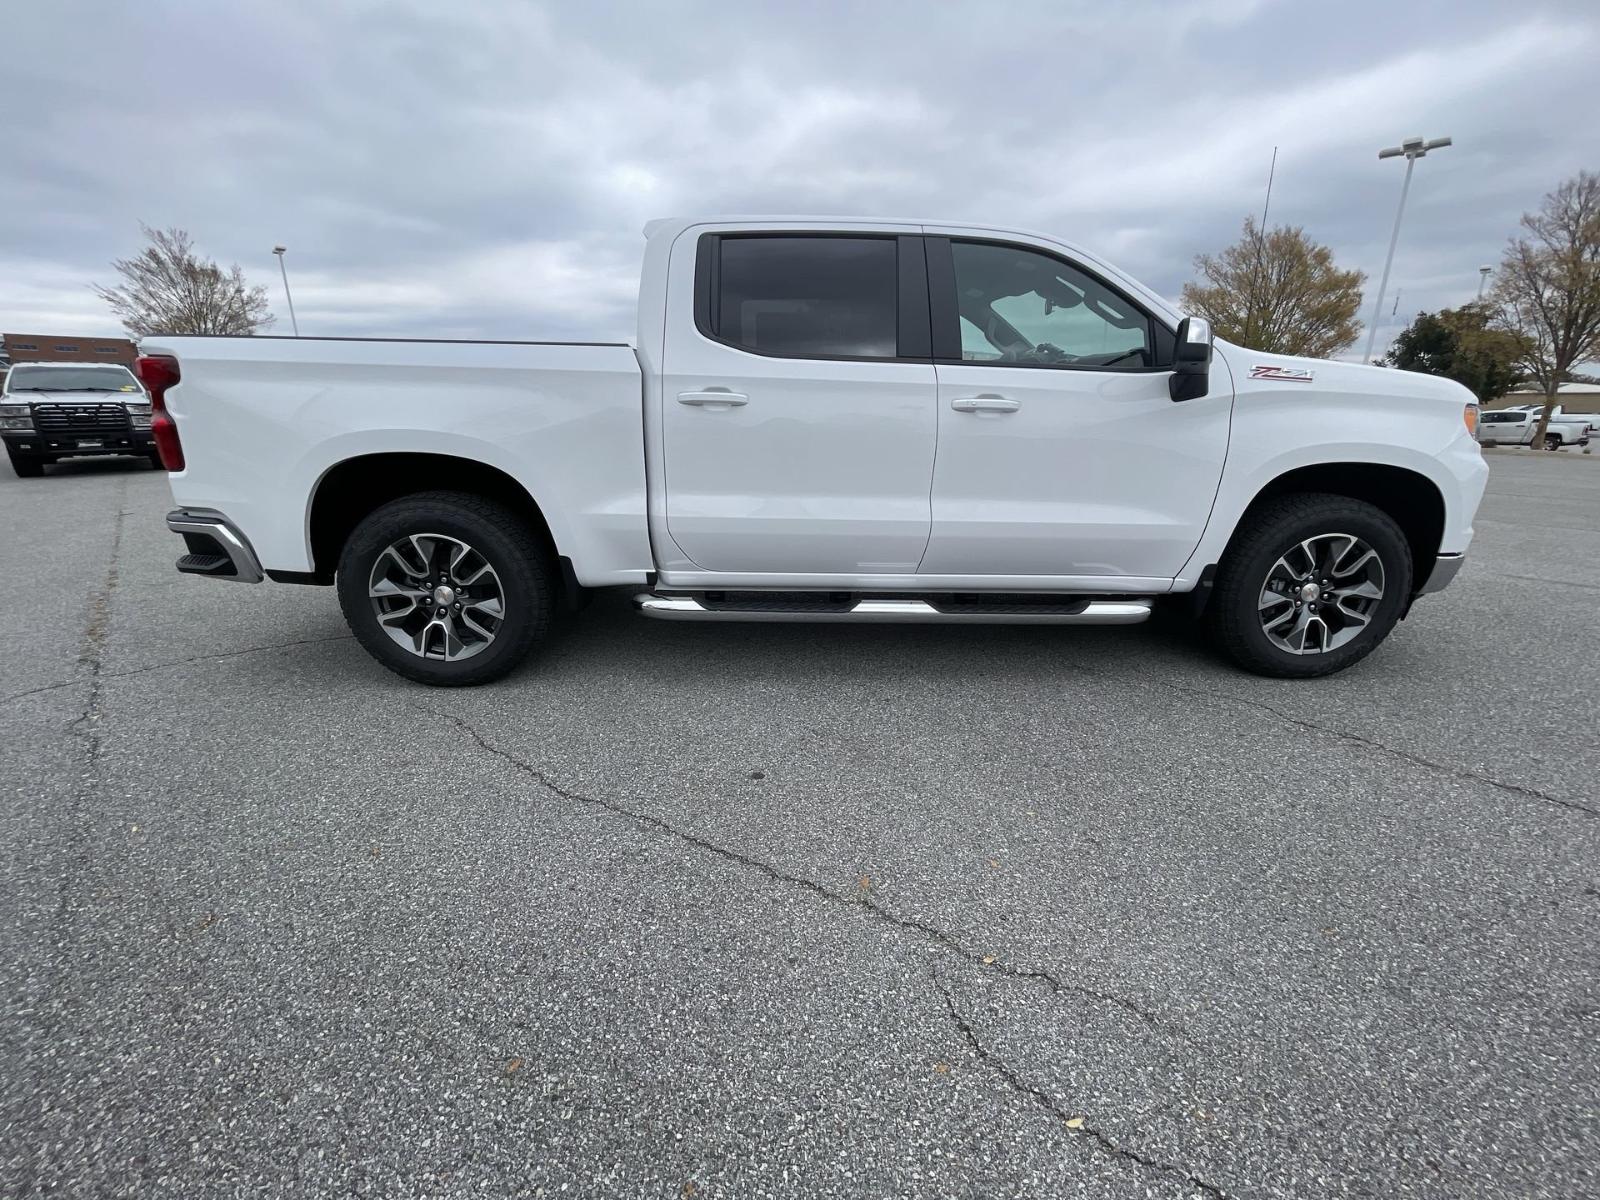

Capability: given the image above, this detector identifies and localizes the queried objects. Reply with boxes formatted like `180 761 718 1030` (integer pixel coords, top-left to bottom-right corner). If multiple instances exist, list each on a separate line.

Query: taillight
135 354 184 471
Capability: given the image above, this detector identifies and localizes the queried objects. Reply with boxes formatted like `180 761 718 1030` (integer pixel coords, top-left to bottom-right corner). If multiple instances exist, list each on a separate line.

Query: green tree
94 224 274 337
1380 305 1527 403
1181 217 1365 357
1492 171 1600 449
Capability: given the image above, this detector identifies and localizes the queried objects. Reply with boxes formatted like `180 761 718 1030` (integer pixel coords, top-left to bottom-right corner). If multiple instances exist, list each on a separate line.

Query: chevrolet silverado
141 217 1488 685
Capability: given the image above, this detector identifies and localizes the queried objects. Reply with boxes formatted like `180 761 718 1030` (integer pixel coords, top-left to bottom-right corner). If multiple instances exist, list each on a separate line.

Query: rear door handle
677 391 749 408
950 396 1021 413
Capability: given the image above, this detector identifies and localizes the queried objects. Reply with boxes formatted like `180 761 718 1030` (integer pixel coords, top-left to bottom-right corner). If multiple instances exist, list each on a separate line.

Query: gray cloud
4 0 1597 356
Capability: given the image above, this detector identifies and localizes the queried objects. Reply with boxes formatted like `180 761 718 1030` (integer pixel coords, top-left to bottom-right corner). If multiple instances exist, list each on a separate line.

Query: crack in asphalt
0 634 356 709
19 489 130 1196
1489 571 1600 592
1155 680 1597 820
67 498 127 789
933 971 1227 1199
423 705 1175 1033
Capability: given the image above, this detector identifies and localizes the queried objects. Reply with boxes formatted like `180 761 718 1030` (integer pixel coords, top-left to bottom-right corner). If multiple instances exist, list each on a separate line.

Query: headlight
1463 404 1479 436
0 416 34 431
0 403 29 417
126 403 152 429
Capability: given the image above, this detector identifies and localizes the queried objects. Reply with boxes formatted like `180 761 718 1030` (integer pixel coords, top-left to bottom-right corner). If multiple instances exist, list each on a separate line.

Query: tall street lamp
272 245 300 336
1477 265 1493 301
1363 135 1452 363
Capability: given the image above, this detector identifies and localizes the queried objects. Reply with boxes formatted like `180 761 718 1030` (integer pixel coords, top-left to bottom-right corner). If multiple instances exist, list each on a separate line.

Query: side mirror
1170 316 1213 402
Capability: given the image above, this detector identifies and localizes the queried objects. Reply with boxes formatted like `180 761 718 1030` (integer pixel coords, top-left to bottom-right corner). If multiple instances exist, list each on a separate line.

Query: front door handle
950 395 1021 414
677 391 749 408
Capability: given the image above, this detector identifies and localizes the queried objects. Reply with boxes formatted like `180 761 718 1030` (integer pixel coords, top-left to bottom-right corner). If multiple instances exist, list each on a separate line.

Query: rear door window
702 236 901 360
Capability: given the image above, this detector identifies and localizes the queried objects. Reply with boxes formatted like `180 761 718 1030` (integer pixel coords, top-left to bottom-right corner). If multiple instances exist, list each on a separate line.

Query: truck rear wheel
1208 493 1412 679
336 491 554 686
1545 433 1562 451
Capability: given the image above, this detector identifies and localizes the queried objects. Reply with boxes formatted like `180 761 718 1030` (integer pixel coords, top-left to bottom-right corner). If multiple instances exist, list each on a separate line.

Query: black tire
1208 493 1412 679
7 448 44 478
147 451 166 470
336 491 554 686
1545 433 1561 451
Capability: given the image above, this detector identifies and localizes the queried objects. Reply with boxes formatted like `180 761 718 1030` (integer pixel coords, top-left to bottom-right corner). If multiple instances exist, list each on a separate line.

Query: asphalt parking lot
2 450 1596 1199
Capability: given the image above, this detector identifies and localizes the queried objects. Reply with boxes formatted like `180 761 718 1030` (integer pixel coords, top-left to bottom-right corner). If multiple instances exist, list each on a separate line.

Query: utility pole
272 245 300 336
1363 135 1452 363
1477 265 1492 301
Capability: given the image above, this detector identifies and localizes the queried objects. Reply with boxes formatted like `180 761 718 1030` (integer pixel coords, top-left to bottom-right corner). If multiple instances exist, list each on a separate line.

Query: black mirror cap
1173 316 1213 364
1169 316 1213 401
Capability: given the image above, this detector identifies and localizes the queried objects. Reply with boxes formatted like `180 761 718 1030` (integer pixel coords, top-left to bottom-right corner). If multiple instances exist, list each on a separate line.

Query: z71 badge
1249 365 1315 383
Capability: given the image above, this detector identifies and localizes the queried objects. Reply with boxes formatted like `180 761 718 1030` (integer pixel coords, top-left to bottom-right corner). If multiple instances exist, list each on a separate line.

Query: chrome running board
633 594 1152 625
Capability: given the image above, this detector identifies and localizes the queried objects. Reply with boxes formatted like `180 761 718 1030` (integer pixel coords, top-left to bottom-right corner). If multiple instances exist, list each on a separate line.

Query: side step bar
634 594 1153 625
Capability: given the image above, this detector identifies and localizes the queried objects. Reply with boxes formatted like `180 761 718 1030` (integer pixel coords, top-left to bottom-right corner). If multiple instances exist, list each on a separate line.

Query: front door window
950 240 1154 369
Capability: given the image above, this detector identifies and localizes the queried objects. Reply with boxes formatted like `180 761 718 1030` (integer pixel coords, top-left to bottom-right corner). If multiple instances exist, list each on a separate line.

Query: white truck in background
2 361 160 476
1477 406 1593 450
140 216 1488 686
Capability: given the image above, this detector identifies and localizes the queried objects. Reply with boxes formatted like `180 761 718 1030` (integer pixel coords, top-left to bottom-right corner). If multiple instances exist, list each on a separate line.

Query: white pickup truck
142 217 1488 685
1476 406 1593 450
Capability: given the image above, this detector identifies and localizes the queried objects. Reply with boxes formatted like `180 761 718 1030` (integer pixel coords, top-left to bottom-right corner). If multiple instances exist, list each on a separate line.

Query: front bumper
4 429 155 458
1417 552 1466 595
166 509 264 584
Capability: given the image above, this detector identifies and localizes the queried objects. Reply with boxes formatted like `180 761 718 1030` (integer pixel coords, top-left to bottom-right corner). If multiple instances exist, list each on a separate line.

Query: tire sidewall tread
1208 492 1413 679
8 448 44 477
336 490 552 687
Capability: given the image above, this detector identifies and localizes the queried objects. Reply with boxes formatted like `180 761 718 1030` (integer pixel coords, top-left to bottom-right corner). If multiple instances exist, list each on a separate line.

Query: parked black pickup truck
1 362 161 477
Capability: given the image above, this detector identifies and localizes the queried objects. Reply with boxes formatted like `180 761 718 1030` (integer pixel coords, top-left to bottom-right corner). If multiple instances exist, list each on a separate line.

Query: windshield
5 365 143 394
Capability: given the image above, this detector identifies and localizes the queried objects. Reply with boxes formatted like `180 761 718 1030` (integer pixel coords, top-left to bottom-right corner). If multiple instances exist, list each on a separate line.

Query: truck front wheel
336 491 554 686
1208 494 1412 678
7 445 48 477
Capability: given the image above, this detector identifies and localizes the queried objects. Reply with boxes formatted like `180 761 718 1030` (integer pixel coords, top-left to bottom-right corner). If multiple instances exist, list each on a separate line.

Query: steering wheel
1021 341 1074 364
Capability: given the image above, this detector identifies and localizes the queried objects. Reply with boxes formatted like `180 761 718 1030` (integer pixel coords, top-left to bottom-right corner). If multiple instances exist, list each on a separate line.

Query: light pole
1363 135 1451 363
1477 265 1492 301
272 245 300 336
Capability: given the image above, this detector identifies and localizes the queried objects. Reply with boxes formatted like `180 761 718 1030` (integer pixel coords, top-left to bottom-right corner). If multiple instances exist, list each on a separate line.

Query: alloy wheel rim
1257 532 1385 656
368 533 505 661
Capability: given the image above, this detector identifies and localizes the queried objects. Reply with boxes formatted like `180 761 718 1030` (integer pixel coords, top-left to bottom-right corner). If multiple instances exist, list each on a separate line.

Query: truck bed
142 334 651 584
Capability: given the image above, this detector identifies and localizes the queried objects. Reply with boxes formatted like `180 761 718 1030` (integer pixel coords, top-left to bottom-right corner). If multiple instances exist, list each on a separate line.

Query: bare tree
93 224 274 337
1181 218 1365 357
1492 172 1600 449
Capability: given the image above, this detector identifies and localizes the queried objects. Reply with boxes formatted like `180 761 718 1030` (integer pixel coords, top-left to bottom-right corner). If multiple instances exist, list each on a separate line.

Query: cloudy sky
5 0 1597 357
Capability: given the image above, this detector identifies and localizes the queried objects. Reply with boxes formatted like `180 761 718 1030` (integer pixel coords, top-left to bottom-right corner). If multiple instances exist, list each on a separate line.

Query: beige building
1486 382 1600 410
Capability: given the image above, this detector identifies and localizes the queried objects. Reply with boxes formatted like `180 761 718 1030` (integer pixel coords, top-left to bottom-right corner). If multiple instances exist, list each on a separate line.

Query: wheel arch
1243 462 1445 576
305 452 560 583
1184 461 1446 617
